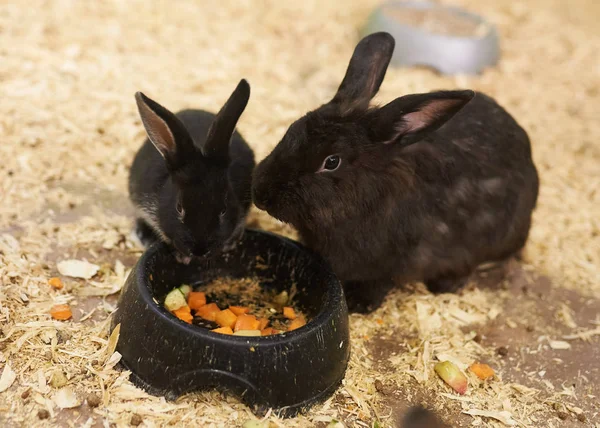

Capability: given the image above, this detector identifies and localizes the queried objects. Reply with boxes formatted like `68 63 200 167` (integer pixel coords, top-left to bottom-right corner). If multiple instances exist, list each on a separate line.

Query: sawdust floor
1 0 599 427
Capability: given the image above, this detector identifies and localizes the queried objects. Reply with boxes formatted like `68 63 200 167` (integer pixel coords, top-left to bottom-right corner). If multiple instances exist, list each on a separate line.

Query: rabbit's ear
135 92 193 168
202 79 250 160
372 90 475 144
330 32 395 114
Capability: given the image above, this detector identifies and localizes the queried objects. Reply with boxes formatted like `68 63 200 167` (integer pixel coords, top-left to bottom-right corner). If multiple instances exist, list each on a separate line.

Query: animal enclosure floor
1 0 599 427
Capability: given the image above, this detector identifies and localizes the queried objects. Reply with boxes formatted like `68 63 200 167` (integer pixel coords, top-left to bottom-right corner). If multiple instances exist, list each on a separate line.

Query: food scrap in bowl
162 278 307 336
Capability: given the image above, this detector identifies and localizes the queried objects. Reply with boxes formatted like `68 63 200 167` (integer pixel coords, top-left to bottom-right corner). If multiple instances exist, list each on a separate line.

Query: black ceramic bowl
111 229 350 417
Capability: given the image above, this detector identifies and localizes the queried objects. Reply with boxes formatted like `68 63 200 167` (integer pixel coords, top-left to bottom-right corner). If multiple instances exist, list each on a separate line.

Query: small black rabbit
252 33 539 312
129 79 255 263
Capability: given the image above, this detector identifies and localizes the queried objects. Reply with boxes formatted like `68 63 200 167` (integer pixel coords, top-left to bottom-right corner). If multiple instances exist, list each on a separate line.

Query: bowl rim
131 228 345 346
374 0 496 42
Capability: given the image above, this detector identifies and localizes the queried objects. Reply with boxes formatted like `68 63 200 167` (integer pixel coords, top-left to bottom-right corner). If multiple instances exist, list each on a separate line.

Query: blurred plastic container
362 1 500 74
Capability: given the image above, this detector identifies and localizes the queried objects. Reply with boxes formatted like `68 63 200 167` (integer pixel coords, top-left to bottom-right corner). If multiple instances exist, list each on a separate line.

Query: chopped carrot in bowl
229 306 250 316
162 278 309 336
187 292 206 311
215 309 238 329
235 314 260 332
288 315 306 331
197 303 220 321
172 305 193 324
283 307 296 320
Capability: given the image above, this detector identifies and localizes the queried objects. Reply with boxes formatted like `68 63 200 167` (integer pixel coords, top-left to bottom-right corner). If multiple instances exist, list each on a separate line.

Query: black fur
252 33 539 312
401 406 449 428
129 80 255 262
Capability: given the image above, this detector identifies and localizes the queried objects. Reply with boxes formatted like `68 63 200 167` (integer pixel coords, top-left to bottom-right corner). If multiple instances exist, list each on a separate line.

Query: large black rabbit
129 80 255 264
252 33 539 312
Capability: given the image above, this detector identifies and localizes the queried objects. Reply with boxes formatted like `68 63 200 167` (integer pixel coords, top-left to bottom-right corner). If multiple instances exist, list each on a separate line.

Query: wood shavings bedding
1 0 599 426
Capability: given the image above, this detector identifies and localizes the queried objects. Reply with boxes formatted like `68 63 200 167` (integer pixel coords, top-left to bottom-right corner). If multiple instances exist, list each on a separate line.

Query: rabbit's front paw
343 280 394 314
425 275 469 294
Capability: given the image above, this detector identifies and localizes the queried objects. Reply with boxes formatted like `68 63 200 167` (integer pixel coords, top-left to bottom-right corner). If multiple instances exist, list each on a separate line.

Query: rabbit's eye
320 155 341 172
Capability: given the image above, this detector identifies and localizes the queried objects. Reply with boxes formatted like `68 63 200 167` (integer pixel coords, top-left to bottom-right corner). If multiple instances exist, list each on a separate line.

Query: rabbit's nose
253 192 267 210
253 188 275 211
251 180 270 210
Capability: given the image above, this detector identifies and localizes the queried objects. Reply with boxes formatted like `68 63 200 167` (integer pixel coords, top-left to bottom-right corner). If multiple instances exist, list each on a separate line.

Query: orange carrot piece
469 363 495 380
50 304 72 321
197 303 220 321
215 309 238 329
258 317 270 330
229 306 250 316
261 327 276 336
234 314 260 332
283 307 296 320
212 326 234 335
288 315 306 331
187 292 206 311
48 277 63 290
172 305 193 324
